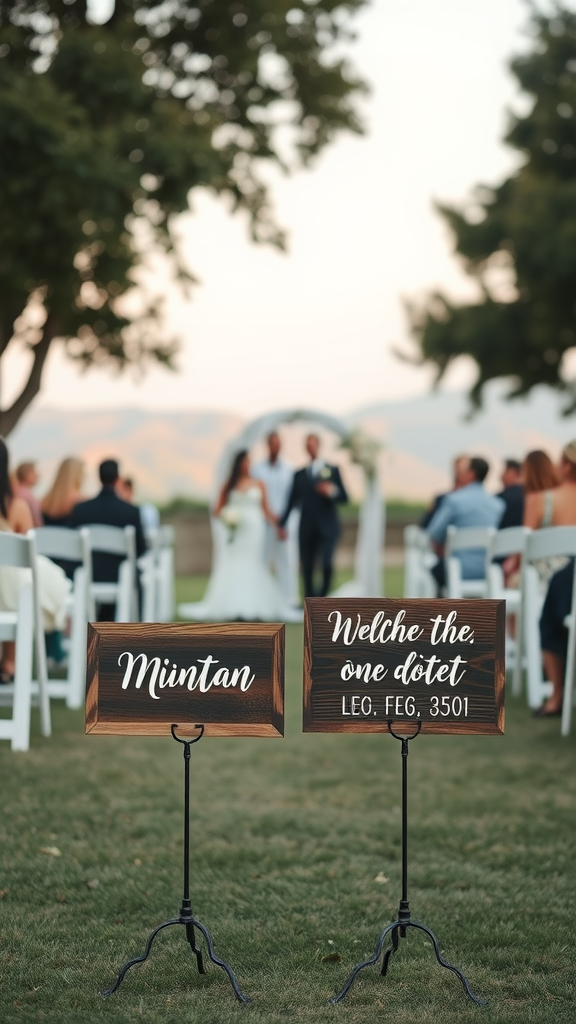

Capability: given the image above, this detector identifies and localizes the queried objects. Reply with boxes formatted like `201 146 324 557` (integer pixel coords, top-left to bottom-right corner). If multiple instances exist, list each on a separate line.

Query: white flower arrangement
220 505 242 542
341 429 381 479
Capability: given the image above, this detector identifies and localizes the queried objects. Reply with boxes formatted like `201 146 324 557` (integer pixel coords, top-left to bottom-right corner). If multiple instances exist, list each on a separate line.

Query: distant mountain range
8 383 576 502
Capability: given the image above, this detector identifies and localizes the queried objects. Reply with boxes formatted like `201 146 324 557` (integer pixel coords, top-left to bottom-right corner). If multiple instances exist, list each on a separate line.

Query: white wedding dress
179 487 300 622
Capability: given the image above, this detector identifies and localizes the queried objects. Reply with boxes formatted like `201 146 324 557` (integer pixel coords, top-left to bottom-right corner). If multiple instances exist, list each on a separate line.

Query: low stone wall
162 509 418 576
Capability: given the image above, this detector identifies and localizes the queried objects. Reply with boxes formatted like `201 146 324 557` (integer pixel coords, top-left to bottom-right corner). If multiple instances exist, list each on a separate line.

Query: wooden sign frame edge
85 621 285 738
302 598 506 736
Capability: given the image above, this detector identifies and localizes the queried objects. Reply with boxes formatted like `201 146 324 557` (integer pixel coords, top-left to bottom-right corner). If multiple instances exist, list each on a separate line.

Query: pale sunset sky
6 0 573 418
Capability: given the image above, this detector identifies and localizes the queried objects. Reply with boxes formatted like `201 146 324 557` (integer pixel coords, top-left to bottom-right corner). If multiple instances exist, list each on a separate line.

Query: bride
179 450 300 622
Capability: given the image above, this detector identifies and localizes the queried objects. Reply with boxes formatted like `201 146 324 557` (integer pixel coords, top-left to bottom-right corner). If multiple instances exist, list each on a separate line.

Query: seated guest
41 457 85 527
14 461 43 527
69 458 146 621
501 450 559 587
420 454 469 529
497 459 524 529
39 457 86 596
537 441 576 716
426 456 505 590
0 440 70 682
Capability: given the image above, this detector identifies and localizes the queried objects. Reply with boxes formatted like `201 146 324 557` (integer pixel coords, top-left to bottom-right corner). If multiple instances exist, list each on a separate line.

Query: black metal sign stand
331 721 485 1006
102 724 251 1003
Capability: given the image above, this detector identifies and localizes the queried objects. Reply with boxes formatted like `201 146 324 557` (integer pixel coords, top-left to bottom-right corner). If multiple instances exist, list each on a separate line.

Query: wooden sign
303 598 505 735
86 622 284 737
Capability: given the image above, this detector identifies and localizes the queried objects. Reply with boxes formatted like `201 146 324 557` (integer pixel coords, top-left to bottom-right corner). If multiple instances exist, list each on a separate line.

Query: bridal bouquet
221 505 242 543
341 429 381 479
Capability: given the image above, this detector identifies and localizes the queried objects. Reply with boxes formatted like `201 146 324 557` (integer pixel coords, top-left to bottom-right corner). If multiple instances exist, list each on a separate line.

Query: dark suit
281 464 348 597
496 484 524 530
68 487 146 618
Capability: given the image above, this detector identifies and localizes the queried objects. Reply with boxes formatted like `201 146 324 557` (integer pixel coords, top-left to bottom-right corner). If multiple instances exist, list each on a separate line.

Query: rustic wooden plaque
86 622 284 737
303 598 505 735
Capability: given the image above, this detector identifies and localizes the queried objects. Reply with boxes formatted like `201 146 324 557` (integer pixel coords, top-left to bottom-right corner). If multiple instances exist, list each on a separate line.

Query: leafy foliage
0 0 366 433
408 5 576 412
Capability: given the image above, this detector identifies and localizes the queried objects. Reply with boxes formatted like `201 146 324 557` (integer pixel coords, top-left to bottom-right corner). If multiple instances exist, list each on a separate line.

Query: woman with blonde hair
41 457 84 526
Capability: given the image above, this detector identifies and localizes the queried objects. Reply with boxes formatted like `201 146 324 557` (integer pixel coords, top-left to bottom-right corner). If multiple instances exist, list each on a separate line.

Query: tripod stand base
101 912 251 1003
331 917 486 1006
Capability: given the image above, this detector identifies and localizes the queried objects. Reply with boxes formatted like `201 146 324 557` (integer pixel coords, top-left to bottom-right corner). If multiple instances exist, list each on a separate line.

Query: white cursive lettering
118 651 255 698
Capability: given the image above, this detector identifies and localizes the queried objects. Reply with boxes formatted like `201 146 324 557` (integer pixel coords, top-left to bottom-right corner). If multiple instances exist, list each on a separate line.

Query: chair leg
116 563 132 622
12 584 33 752
561 616 576 737
67 585 87 710
159 549 175 621
524 568 548 709
34 608 51 739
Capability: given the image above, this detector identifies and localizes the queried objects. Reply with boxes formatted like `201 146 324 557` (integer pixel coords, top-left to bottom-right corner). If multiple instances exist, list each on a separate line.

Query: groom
279 433 348 597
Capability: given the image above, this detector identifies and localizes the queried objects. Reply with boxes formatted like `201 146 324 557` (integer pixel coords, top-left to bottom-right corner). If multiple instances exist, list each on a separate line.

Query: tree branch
0 316 58 436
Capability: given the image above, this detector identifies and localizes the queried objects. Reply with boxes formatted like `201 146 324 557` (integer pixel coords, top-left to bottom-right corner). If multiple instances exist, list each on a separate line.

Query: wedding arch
215 408 385 598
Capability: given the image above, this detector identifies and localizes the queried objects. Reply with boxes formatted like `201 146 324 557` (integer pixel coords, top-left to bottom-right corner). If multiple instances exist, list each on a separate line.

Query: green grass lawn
1 570 575 1023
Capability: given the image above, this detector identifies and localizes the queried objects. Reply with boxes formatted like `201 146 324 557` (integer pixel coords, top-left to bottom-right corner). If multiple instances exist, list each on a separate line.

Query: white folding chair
487 527 531 696
0 532 50 750
34 526 92 709
522 527 576 712
403 525 436 598
445 526 496 598
84 525 138 623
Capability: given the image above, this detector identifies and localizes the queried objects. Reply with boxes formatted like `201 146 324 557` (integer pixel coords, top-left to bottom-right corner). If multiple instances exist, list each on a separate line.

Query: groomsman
280 433 348 598
253 431 295 602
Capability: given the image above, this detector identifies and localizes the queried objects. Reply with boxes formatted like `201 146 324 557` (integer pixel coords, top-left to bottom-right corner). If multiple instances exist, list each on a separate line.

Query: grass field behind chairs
0 571 575 1023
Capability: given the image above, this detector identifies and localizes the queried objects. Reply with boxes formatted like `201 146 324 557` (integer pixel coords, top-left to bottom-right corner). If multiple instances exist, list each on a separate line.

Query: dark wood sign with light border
303 598 505 735
86 622 284 737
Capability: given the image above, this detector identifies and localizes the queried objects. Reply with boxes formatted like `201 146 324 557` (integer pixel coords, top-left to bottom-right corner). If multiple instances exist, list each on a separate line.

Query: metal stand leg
101 724 251 1004
331 721 485 1007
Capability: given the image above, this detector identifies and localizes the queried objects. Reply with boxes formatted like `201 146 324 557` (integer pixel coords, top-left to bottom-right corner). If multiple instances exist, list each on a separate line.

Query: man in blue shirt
427 456 505 590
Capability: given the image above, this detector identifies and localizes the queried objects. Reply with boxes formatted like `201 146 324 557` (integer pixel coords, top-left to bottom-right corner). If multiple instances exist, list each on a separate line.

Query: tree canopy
0 0 366 433
408 4 576 412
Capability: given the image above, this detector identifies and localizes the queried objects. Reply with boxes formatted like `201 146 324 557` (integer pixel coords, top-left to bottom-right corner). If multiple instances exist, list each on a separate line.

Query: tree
408 4 576 412
0 0 366 434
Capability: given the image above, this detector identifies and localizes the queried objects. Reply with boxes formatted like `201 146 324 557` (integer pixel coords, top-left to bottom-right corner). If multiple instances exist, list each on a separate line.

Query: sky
6 0 571 418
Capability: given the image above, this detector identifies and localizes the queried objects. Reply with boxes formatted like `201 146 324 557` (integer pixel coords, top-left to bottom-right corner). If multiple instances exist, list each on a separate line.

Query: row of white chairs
404 523 576 736
0 523 175 751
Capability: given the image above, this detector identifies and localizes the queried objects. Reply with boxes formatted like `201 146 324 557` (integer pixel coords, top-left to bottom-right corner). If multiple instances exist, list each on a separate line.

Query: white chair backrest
0 531 34 568
446 526 496 555
444 526 496 598
490 526 531 560
84 524 136 559
35 525 87 563
525 526 576 563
